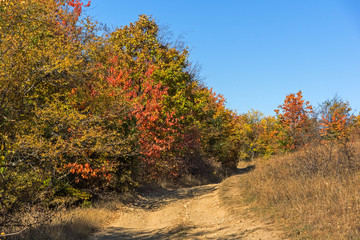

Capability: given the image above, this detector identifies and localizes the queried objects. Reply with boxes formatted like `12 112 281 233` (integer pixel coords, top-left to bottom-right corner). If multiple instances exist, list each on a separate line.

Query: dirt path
91 171 285 240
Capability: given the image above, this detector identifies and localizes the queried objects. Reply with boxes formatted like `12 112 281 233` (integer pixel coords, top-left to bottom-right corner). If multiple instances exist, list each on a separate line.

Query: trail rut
91 173 285 240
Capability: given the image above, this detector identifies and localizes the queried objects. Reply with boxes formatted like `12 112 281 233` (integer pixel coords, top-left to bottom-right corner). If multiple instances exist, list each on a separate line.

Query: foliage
233 110 263 161
318 96 353 143
274 90 314 150
233 111 285 161
0 0 90 130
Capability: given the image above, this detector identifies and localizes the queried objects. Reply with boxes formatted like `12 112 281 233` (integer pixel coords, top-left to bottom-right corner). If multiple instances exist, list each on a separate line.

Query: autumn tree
233 110 283 160
256 115 285 157
0 0 91 129
318 96 353 143
97 15 241 174
0 0 98 228
275 91 314 150
91 58 182 180
0 8 248 233
233 110 264 161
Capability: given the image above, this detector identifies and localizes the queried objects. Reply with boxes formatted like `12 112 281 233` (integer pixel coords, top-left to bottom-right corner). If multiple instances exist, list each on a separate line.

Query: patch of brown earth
91 174 286 240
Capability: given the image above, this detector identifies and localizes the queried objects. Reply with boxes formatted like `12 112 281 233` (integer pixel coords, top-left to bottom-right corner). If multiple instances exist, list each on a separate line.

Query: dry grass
3 207 113 240
242 142 360 239
42 208 112 240
1 193 132 240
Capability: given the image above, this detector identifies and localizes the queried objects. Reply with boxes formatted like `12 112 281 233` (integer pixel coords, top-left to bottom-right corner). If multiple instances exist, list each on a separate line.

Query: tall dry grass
0 193 132 240
243 142 360 239
1 207 114 240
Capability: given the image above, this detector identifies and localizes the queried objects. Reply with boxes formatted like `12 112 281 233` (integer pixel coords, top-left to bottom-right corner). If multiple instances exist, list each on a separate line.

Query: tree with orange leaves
318 96 353 143
275 90 314 150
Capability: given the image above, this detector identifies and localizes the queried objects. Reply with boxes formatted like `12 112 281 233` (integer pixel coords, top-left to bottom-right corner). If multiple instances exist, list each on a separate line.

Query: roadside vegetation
242 141 360 239
238 95 360 239
1 0 360 239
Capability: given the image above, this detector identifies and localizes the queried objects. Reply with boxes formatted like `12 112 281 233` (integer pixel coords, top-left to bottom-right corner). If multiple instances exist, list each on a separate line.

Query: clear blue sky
86 0 360 116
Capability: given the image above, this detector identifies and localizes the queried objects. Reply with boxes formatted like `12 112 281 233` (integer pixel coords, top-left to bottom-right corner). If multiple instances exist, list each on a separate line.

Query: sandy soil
90 170 286 240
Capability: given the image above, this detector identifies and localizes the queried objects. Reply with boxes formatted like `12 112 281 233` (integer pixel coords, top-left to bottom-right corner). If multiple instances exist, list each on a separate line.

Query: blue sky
86 0 360 116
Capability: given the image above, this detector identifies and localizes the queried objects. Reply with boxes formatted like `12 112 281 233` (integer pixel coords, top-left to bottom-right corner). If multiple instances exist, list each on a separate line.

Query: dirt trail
91 170 285 240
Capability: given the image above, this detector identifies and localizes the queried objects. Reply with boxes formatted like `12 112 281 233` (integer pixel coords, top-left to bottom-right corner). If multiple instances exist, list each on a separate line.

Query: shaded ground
90 166 285 240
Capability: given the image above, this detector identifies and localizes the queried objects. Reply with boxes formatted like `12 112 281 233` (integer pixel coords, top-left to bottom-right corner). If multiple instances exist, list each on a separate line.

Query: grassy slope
239 143 360 239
